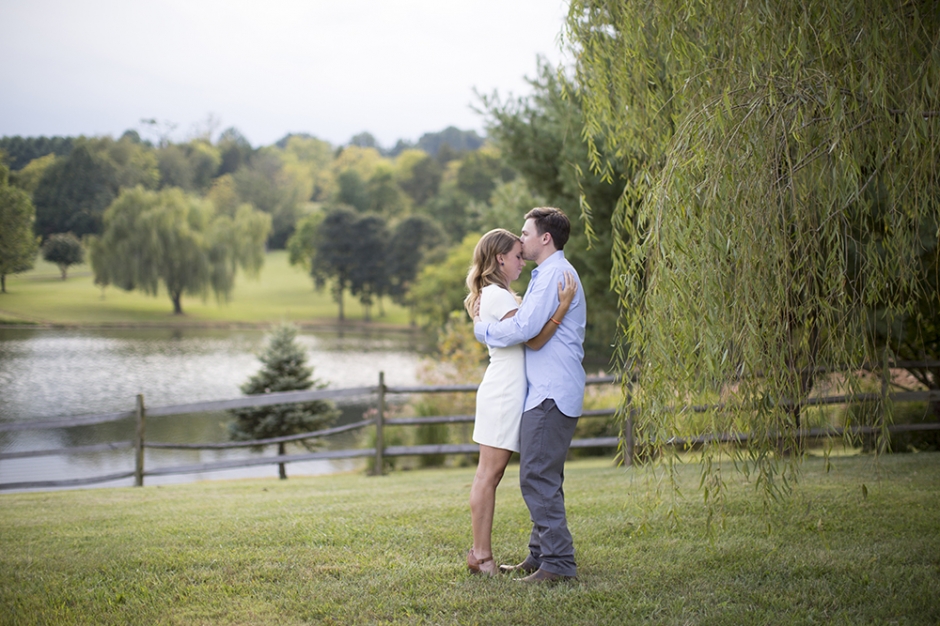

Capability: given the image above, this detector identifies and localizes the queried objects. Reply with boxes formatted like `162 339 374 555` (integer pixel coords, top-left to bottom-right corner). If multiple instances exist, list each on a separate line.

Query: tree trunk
59 264 67 280
171 291 183 315
929 365 940 420
781 309 819 456
1 274 5 293
791 367 815 453
278 442 287 479
924 366 939 420
336 286 344 321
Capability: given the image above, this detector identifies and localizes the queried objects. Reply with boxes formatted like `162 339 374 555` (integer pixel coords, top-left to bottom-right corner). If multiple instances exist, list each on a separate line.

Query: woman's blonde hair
464 228 520 317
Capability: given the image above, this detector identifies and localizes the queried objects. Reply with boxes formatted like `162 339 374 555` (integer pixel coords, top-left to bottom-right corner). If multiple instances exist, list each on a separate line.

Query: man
474 207 587 583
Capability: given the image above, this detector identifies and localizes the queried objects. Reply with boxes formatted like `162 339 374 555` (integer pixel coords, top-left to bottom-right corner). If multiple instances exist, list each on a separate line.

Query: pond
0 326 432 491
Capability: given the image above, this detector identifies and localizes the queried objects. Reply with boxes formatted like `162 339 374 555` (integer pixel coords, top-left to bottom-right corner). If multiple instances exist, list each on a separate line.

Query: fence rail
2 365 939 492
144 419 375 450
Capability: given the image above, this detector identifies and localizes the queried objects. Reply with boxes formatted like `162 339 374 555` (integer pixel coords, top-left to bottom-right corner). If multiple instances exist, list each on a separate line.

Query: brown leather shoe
520 568 575 583
498 557 540 575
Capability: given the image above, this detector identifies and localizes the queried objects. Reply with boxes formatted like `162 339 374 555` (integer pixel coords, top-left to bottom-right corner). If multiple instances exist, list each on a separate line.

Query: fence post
373 371 385 476
134 394 146 487
620 379 635 466
879 353 891 453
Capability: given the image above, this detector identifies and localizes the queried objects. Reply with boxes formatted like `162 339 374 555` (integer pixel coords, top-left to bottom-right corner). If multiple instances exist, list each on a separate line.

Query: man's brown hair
525 207 570 250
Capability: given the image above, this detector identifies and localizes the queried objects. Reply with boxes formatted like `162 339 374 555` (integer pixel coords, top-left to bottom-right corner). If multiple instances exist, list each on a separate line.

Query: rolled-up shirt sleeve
473 268 557 348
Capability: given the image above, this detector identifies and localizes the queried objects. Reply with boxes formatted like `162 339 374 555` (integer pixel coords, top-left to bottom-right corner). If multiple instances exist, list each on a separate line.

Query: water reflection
0 326 429 490
0 327 428 422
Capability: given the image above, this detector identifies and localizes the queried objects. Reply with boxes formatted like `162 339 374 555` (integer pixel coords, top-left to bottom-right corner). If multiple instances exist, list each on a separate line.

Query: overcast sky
1 0 570 149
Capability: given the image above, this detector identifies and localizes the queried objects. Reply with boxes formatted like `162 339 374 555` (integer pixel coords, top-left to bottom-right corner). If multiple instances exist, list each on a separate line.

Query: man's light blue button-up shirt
474 250 586 417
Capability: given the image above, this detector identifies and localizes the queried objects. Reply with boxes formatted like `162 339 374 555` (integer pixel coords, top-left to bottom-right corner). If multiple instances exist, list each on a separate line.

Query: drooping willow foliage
565 0 940 506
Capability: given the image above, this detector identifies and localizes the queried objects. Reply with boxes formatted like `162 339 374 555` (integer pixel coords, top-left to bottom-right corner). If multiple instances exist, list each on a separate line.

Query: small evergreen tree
41 233 85 280
229 324 338 479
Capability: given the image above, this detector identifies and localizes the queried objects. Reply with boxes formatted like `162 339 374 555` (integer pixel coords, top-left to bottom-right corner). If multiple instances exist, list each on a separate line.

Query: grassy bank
0 251 411 327
2 455 939 625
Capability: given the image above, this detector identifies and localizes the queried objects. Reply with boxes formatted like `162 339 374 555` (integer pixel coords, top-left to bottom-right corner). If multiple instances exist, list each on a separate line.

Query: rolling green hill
0 250 411 327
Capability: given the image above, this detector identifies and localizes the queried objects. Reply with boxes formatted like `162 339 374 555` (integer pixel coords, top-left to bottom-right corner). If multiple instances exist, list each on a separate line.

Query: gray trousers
519 398 578 577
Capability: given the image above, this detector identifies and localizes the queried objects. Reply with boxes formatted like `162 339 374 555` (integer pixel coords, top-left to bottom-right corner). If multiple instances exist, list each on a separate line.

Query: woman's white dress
473 284 526 452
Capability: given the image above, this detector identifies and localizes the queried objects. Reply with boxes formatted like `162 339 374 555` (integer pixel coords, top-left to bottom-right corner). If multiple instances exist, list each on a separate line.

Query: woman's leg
470 444 513 563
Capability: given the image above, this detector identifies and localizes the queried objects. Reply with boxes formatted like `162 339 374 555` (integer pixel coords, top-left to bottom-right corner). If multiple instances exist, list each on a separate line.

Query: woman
463 228 576 576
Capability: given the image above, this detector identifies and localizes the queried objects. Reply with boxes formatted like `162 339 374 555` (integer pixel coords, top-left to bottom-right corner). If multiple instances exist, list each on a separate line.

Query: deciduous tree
349 131 381 151
89 186 270 314
187 141 222 192
335 169 370 212
32 142 119 239
410 234 478 329
366 165 407 217
32 136 158 239
217 127 253 176
305 206 359 321
286 209 325 273
348 214 389 320
157 144 194 190
157 141 221 193
0 135 73 171
482 59 624 356
568 0 940 501
386 215 445 323
278 135 335 202
41 232 84 280
396 150 442 207
0 164 40 293
9 153 57 195
232 149 307 248
455 145 514 202
415 126 484 156
421 183 473 244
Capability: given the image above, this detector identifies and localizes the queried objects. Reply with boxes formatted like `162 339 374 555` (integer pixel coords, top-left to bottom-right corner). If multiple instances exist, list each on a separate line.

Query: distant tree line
1 114 621 357
0 135 73 171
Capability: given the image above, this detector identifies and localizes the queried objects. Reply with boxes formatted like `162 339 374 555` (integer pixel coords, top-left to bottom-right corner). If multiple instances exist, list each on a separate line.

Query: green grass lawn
2 454 938 625
0 251 411 327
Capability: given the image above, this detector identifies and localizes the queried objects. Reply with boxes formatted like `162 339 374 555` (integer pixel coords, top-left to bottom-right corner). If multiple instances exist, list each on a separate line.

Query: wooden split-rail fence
1 364 939 492
0 373 620 491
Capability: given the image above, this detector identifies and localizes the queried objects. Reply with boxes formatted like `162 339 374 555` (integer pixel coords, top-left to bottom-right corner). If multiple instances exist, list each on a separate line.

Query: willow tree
566 1 940 503
89 187 271 314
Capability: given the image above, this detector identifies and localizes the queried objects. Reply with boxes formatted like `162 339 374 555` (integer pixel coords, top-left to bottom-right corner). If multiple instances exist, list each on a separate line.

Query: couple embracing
463 207 586 583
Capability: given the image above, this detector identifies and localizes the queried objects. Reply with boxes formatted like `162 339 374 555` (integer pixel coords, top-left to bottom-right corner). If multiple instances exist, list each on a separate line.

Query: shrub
41 232 84 279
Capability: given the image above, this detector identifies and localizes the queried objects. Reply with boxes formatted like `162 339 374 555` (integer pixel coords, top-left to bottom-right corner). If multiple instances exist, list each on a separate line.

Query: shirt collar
532 250 565 277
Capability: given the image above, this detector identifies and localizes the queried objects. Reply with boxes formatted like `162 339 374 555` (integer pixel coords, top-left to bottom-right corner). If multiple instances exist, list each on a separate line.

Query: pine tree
229 324 338 479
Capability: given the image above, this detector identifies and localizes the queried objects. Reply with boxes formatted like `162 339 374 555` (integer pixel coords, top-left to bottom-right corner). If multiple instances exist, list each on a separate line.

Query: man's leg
519 398 578 577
